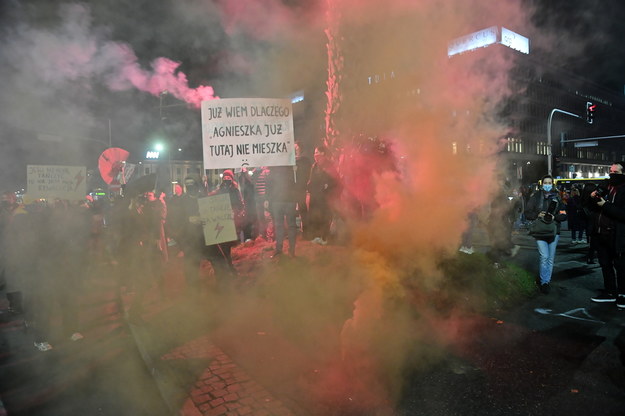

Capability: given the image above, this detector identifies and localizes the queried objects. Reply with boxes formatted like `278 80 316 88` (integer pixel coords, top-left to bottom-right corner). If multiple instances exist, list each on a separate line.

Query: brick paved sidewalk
121 286 298 416
165 335 294 416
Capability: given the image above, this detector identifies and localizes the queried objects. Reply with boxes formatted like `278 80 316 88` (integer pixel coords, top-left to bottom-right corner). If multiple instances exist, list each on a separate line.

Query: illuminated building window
452 142 458 155
506 137 523 153
536 141 548 155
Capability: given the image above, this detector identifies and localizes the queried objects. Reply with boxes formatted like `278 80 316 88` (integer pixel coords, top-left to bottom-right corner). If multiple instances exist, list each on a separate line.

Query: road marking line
534 307 605 324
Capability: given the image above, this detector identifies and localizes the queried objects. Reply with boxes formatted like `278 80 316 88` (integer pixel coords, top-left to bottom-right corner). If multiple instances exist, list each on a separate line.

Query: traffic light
586 101 596 124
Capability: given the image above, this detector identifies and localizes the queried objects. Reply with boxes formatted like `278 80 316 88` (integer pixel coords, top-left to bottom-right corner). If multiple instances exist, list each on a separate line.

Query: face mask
542 184 553 192
608 173 625 186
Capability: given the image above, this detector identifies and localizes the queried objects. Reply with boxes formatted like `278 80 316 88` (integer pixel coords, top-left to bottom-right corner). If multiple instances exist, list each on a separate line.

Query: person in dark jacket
525 175 567 294
208 170 245 277
0 191 28 314
306 145 339 245
238 169 257 242
266 165 298 257
294 142 312 238
589 162 625 307
168 177 231 293
486 181 521 262
566 187 587 244
581 183 600 264
252 167 272 241
123 191 168 323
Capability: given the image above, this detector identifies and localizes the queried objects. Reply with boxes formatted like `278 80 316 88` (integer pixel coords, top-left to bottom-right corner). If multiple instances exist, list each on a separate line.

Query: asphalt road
397 231 625 416
2 230 625 416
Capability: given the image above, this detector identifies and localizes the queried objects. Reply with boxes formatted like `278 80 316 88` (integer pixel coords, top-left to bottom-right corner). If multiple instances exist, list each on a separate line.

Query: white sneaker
34 341 53 352
571 240 579 244
580 239 587 244
70 332 84 341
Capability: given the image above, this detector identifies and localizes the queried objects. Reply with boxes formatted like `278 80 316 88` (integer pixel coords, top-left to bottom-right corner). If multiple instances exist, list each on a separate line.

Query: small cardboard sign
197 193 238 245
26 165 87 201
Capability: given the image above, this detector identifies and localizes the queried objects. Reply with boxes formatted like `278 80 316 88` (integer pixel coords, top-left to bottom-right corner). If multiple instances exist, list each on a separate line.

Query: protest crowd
0 141 347 351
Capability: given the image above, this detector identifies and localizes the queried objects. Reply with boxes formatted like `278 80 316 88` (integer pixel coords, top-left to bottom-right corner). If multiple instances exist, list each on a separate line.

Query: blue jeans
536 235 559 284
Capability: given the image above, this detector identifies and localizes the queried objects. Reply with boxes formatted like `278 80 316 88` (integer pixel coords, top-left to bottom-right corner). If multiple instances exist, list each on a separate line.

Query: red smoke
109 46 218 108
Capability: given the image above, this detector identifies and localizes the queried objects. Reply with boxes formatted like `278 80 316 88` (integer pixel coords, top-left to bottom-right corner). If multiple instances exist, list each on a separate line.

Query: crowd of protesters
3 133 625 351
0 140 358 350
464 165 625 304
24 136 625 348
0 193 91 351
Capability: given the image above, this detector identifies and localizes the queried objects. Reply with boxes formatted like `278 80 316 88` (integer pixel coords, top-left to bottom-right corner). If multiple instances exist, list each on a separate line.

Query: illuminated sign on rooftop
448 26 530 57
448 26 498 57
500 27 530 54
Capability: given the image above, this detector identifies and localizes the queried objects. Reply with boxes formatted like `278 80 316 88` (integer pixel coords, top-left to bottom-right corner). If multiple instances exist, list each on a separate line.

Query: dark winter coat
525 189 567 236
209 181 245 230
267 166 298 204
599 182 625 253
168 193 205 250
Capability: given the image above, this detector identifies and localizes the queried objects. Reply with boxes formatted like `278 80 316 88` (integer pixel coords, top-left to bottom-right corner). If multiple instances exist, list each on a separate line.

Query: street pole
157 91 174 195
108 119 112 148
547 108 583 176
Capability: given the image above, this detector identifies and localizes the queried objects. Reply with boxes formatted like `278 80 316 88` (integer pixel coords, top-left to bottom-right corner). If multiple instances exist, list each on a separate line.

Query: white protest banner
198 193 238 245
201 98 295 170
27 165 87 201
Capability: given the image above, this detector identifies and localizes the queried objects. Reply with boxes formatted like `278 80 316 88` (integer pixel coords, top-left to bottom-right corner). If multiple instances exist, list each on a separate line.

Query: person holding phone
589 162 625 307
525 175 567 294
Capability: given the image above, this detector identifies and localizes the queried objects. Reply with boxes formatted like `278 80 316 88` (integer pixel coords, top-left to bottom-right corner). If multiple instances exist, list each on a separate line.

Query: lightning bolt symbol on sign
214 222 224 239
74 170 85 191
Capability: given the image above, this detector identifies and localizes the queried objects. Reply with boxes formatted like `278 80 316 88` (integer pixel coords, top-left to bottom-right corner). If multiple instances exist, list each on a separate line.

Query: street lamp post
151 142 174 195
547 108 583 176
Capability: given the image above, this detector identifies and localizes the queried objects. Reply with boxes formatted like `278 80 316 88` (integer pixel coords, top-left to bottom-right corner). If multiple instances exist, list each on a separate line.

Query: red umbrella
98 147 129 184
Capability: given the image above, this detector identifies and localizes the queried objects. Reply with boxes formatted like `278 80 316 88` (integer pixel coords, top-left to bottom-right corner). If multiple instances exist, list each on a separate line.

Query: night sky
0 0 624 189
529 0 625 93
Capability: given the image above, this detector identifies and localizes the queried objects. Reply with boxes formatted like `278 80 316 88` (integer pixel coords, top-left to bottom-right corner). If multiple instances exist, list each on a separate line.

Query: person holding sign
208 170 245 276
168 177 231 294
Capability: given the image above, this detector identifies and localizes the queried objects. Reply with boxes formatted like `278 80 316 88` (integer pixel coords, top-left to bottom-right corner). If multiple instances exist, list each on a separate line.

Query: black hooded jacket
599 177 625 252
